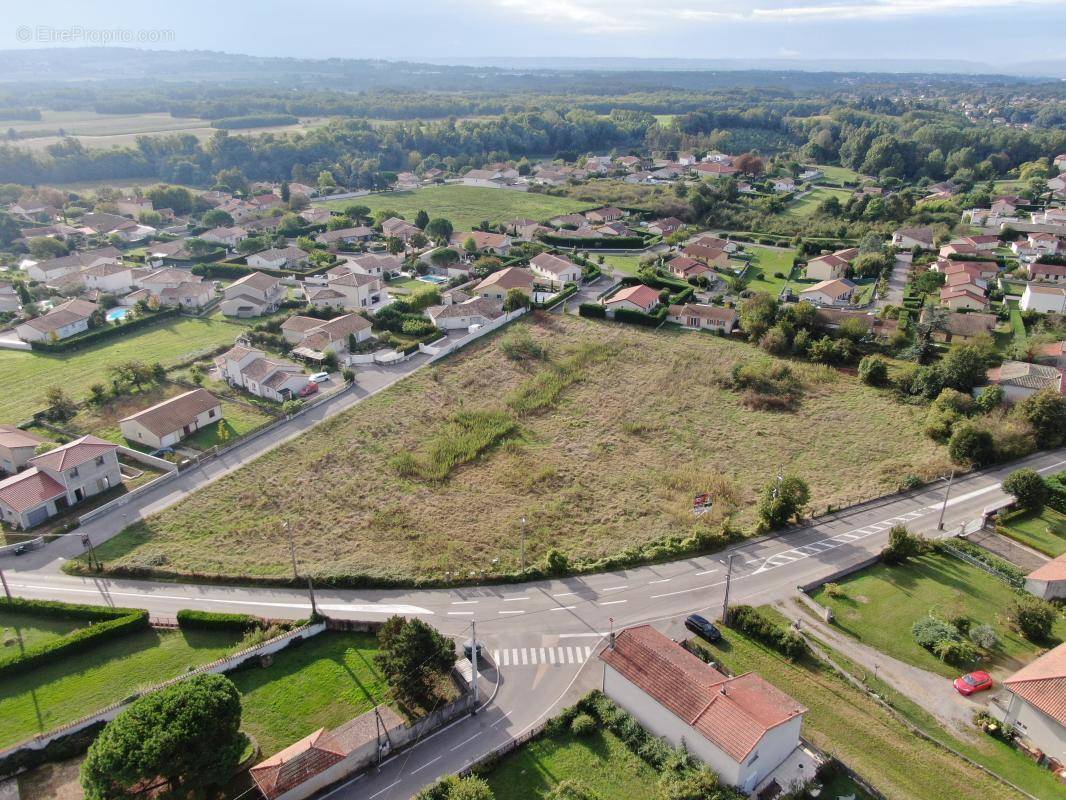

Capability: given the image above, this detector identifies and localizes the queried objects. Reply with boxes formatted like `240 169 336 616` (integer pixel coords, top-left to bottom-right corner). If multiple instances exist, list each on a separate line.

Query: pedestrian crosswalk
490 645 593 667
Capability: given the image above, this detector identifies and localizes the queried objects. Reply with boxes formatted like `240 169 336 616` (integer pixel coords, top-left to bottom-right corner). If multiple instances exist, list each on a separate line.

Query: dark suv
684 614 722 643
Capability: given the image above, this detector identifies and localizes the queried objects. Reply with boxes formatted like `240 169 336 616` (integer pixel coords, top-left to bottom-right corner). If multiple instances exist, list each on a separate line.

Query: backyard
76 314 949 584
321 184 591 230
0 624 245 749
810 164 866 184
810 552 1066 678
740 244 800 296
694 623 1031 800
783 187 853 219
998 507 1066 557
0 607 86 653
0 316 250 424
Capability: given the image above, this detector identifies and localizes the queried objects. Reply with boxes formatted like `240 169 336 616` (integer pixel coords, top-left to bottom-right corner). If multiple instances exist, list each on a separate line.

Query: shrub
547 782 602 800
857 355 888 386
500 327 547 362
570 712 596 737
176 609 262 631
756 475 810 531
948 423 996 467
1001 468 1047 510
824 582 845 599
881 525 929 565
971 623 999 651
578 302 606 319
933 637 978 664
727 605 809 660
1010 596 1057 642
911 616 959 650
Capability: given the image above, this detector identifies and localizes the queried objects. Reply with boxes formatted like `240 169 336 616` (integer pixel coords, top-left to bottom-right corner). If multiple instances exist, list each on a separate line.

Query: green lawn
810 552 1066 678
181 402 275 450
0 626 244 748
999 508 1066 557
783 187 853 219
321 184 591 230
484 728 661 800
741 244 799 296
811 164 866 184
601 254 644 276
693 628 1029 800
0 317 248 424
0 610 86 653
1008 301 1027 343
231 631 386 755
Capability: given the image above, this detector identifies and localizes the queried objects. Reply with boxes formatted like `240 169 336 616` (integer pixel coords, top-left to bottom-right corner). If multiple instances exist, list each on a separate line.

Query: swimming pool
106 307 129 322
417 275 449 285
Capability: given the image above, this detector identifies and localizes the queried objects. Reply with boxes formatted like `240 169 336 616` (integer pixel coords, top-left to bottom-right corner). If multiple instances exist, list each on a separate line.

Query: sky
3 0 1064 66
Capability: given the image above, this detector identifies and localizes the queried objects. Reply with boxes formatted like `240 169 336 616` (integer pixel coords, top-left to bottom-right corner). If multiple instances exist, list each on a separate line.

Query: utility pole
936 470 956 530
520 516 526 570
0 567 10 601
470 620 480 712
306 577 318 617
81 533 98 571
284 521 298 579
721 553 736 626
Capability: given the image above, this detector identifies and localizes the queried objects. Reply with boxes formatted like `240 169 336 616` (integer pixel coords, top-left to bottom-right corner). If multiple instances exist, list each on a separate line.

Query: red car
953 671 993 696
298 382 319 398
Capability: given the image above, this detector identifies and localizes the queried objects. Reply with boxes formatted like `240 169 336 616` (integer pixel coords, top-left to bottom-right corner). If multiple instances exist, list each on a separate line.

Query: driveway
561 276 612 314
879 256 909 308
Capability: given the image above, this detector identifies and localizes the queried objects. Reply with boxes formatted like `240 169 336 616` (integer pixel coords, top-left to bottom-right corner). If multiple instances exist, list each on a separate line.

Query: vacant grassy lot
0 317 247 423
783 187 853 219
601 254 645 276
81 315 947 583
811 552 1066 678
231 631 385 755
741 244 798 296
0 626 243 748
811 164 866 184
484 727 660 800
321 184 590 230
999 508 1066 557
695 627 1027 800
0 609 85 653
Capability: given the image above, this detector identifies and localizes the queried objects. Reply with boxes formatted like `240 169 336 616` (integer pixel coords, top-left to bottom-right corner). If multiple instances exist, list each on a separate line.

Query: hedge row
533 282 577 310
727 604 808 660
620 274 689 292
176 609 262 631
0 596 141 622
541 234 646 249
29 308 180 352
578 302 606 318
0 610 149 677
945 538 1027 585
614 307 666 327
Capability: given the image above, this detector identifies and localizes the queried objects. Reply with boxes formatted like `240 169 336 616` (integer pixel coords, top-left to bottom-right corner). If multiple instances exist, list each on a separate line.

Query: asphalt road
6 448 1065 799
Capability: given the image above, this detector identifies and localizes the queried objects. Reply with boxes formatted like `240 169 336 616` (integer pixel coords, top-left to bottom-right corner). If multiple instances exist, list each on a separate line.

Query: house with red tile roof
119 389 223 450
0 425 47 475
604 284 661 314
994 642 1066 763
0 435 122 529
600 625 806 793
1026 553 1066 600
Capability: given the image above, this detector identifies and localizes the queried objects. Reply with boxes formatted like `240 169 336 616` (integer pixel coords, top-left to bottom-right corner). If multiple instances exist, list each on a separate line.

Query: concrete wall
1000 693 1066 764
420 308 527 361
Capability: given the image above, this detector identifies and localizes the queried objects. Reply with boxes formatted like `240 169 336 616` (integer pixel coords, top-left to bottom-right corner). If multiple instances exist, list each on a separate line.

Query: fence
0 621 326 770
941 537 1024 587
0 535 44 558
455 719 551 779
419 307 528 361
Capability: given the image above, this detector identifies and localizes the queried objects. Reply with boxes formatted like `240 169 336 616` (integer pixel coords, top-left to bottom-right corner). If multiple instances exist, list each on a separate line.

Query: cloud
481 0 1062 28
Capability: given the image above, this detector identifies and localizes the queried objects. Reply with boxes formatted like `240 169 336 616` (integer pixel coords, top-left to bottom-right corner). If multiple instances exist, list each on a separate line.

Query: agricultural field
6 109 325 152
810 552 1066 678
695 622 1031 800
81 314 948 584
321 184 591 230
783 187 853 219
0 316 250 424
0 625 244 748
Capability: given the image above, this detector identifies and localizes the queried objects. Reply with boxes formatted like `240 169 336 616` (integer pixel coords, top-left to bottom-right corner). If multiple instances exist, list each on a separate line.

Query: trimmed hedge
613 307 666 327
533 282 578 309
945 538 1026 585
542 234 646 249
28 308 180 353
0 610 149 677
0 596 141 622
578 302 606 318
192 262 253 280
176 609 262 631
727 604 809 660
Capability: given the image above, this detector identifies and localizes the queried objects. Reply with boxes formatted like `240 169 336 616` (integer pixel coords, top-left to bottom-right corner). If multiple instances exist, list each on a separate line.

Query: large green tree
376 616 457 708
81 673 243 800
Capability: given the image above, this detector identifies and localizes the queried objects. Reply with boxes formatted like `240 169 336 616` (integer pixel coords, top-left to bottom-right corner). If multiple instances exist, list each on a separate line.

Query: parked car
298 382 319 397
953 671 993 696
684 613 721 643
309 371 331 384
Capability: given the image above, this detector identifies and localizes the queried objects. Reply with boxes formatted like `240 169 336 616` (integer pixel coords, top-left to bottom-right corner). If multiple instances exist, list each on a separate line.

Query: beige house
939 286 989 312
805 247 858 282
604 284 661 314
450 230 513 256
667 303 738 333
426 297 504 330
215 346 310 402
0 436 122 529
601 626 806 794
682 243 730 267
220 272 286 318
892 226 936 250
282 314 374 361
304 272 384 310
346 253 402 277
381 217 422 242
798 279 856 307
0 425 47 475
247 246 310 271
16 299 99 343
120 389 223 450
529 252 582 285
473 267 535 301
665 256 713 282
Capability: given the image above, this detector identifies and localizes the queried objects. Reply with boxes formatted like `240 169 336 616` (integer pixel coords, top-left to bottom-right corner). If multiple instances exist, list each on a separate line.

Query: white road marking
411 756 442 774
694 569 719 576
447 611 474 616
601 585 627 592
548 647 556 664
450 732 482 751
498 610 525 615
521 648 529 665
599 599 627 606
648 578 672 584
550 605 577 611
369 781 400 798
650 580 726 600
559 632 608 638
503 596 530 602
451 600 478 605
552 591 577 598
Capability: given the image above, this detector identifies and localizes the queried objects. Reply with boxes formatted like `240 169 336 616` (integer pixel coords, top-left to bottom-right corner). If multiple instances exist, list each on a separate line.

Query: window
95 456 105 467
208 409 216 419
748 751 759 765
69 466 79 478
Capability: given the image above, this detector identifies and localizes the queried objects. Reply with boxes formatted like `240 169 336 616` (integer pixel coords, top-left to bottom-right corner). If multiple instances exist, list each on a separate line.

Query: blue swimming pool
106 307 129 322
417 275 449 285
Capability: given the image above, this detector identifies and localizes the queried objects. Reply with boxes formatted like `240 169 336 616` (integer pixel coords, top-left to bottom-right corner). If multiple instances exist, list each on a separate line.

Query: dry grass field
83 315 948 583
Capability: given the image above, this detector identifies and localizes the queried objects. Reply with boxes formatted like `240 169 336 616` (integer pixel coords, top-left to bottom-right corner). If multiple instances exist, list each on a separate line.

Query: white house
426 297 504 331
200 226 249 249
346 253 403 278
992 643 1066 765
771 177 796 192
667 303 738 333
530 252 582 286
119 389 224 450
304 272 384 311
473 267 535 302
0 425 46 475
247 246 310 271
0 436 122 529
981 360 1063 402
1025 554 1066 600
282 313 373 362
215 346 310 402
601 626 806 794
220 272 286 318
798 279 857 307
892 226 936 250
26 247 123 283
16 298 98 343
1020 284 1066 314
81 262 135 294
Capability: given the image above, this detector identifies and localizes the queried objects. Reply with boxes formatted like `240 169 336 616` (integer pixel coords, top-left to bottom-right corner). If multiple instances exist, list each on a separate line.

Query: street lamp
936 469 956 530
520 516 526 570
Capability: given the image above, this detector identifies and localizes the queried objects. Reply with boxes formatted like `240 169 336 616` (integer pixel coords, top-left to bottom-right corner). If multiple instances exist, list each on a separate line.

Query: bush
578 302 606 318
912 616 959 650
1001 469 1048 511
948 423 996 467
857 355 888 386
971 623 999 651
176 609 262 631
824 582 845 599
880 525 930 565
570 712 596 737
727 605 809 660
1010 596 1057 642
933 637 978 664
